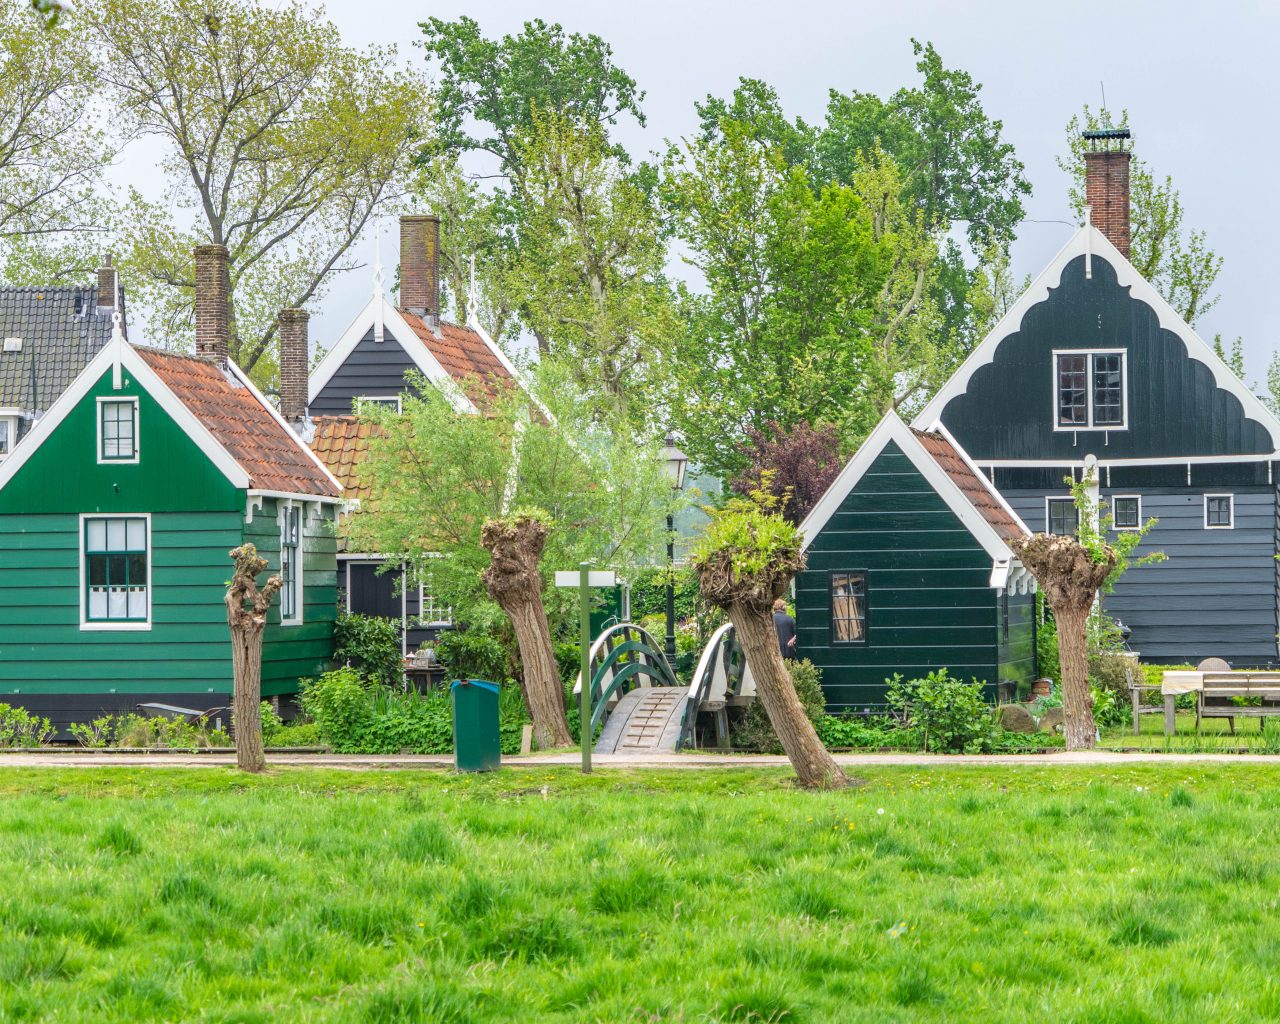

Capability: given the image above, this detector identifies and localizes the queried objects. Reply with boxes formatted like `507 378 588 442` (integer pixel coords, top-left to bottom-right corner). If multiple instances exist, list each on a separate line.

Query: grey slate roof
0 285 124 415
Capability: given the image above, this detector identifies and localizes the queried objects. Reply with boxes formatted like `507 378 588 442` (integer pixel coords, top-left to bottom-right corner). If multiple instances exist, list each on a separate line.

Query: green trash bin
451 679 501 772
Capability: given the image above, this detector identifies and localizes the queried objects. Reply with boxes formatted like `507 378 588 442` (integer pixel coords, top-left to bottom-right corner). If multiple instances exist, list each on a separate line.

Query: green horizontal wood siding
244 498 338 696
0 511 242 696
796 442 1034 711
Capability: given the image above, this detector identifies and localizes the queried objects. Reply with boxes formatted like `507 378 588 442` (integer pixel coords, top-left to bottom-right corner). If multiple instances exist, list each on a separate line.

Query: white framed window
354 395 402 414
1045 497 1078 536
417 575 453 627
1053 349 1127 430
1110 495 1141 530
1204 494 1234 530
81 514 151 630
0 414 18 458
97 396 139 463
280 504 303 625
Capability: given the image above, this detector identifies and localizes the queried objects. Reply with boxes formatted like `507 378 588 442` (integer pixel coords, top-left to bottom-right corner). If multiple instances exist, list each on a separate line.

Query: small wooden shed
795 412 1036 711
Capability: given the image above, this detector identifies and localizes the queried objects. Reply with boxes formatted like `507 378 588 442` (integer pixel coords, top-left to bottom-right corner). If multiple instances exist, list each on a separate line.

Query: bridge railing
676 622 752 749
572 622 677 734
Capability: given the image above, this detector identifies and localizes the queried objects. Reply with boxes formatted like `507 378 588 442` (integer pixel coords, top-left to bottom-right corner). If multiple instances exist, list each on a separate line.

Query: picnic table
1160 670 1280 734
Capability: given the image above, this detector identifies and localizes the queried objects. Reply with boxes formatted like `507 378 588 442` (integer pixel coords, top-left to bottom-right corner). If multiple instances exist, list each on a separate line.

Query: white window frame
79 512 152 631
279 502 304 626
96 396 140 464
354 395 402 414
1045 495 1078 536
0 410 20 459
416 576 453 627
1052 349 1128 432
1204 493 1234 530
1109 494 1142 531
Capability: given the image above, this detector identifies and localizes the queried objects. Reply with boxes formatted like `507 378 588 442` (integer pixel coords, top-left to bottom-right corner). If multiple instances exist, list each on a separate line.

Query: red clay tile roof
912 429 1025 544
309 416 379 501
138 348 339 498
398 309 513 400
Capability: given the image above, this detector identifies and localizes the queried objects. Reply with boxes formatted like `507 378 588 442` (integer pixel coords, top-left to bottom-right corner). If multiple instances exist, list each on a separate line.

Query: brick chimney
278 308 309 426
194 244 230 364
96 256 117 312
1083 128 1131 258
399 214 440 321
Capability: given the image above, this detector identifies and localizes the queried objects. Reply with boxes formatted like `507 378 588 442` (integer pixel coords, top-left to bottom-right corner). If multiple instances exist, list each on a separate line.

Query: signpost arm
579 561 592 774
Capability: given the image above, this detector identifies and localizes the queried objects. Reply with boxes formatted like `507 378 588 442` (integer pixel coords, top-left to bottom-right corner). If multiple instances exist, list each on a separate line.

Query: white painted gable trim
308 294 476 414
0 334 251 492
911 224 1280 450
798 411 1019 571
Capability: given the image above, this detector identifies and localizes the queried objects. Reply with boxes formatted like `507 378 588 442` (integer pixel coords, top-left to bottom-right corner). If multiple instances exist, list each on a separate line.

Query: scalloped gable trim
911 224 1280 451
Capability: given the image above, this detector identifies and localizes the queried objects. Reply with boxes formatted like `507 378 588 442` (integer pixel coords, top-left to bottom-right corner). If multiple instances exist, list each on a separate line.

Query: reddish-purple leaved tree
730 420 843 525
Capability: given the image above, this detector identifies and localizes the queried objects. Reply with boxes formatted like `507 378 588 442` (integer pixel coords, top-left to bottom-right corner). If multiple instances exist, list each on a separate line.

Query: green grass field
5 764 1280 1023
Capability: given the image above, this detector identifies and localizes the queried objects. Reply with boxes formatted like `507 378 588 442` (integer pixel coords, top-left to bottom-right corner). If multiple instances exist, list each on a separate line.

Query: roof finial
372 216 385 299
110 308 126 389
466 253 478 323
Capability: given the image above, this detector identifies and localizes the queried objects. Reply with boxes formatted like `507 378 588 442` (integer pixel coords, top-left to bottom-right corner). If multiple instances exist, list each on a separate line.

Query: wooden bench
1197 672 1280 733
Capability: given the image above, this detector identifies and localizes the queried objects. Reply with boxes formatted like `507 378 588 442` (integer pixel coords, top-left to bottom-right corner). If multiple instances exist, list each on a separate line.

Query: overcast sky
293 0 1276 381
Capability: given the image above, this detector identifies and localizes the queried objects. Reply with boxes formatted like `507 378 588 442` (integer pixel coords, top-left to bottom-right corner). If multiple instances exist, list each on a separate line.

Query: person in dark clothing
773 598 798 660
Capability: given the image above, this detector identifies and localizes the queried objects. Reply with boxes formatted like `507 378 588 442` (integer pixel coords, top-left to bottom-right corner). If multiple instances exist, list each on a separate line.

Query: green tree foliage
509 111 674 421
665 45 1026 478
346 366 669 644
0 1 113 279
1059 107 1222 328
419 15 644 178
83 0 429 382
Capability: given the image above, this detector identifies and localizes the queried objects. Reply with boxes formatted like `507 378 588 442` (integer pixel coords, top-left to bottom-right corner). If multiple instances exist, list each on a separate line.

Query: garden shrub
0 704 55 748
885 670 995 753
299 668 530 755
260 701 285 744
731 659 826 753
1088 651 1134 695
816 715 903 750
435 627 509 683
334 612 404 688
1090 685 1129 729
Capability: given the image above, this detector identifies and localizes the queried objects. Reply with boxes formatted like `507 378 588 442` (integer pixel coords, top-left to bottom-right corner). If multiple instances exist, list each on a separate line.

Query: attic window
2 338 20 353
98 397 138 463
0 416 15 458
1055 350 1126 429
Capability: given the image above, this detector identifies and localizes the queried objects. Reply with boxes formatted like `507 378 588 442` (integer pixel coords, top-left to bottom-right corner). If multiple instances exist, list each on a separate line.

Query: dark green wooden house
795 412 1036 711
0 316 342 727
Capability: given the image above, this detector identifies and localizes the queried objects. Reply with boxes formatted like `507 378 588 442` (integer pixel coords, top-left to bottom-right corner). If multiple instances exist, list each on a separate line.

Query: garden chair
1126 665 1162 735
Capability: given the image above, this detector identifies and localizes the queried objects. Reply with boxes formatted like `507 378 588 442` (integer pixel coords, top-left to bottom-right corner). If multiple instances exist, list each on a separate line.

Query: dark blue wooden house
796 412 1036 711
913 133 1280 666
307 215 520 652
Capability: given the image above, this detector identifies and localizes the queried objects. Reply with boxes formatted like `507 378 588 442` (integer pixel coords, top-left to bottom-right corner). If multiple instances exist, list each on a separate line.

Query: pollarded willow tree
1012 474 1161 750
225 543 282 773
348 365 669 750
84 0 429 382
691 501 848 790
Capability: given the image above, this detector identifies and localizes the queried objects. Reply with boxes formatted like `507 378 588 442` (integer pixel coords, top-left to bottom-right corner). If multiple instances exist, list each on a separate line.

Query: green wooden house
0 317 343 727
795 412 1036 712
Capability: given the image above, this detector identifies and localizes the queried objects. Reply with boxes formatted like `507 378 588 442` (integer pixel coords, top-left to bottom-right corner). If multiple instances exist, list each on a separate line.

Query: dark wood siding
310 326 427 415
940 254 1275 461
1002 485 1279 666
795 442 1031 711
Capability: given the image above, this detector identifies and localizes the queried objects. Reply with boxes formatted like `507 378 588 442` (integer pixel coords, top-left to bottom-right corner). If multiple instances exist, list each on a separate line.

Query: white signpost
555 564 617 773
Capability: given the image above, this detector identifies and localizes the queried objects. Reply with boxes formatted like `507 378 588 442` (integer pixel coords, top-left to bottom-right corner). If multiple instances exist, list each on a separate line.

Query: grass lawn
1098 711 1280 751
5 765 1280 1023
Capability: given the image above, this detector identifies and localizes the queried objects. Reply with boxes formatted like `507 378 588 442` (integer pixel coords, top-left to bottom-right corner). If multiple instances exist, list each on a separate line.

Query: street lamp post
660 431 688 675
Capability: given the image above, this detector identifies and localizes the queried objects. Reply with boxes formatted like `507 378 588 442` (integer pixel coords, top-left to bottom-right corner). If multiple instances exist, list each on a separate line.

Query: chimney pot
1083 141 1131 258
278 307 309 426
399 215 440 321
194 244 231 364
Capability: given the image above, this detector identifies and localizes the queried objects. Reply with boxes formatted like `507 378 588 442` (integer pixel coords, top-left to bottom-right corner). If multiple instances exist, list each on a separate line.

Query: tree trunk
481 515 573 750
730 601 849 790
225 544 282 773
1053 604 1096 750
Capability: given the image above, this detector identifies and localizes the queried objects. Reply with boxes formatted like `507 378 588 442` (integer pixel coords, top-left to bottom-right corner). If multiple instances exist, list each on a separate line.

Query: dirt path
2 749 1280 770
